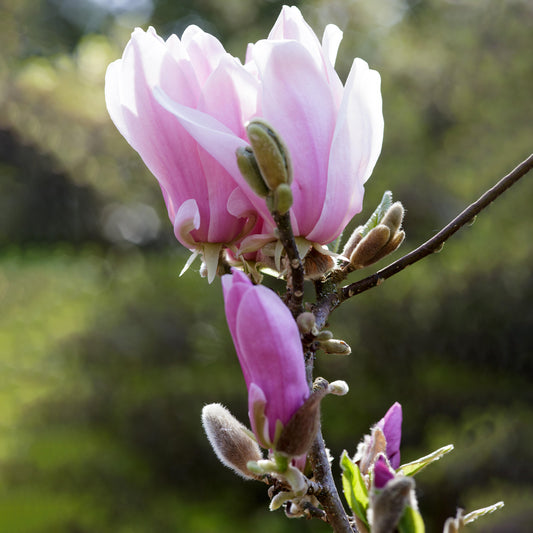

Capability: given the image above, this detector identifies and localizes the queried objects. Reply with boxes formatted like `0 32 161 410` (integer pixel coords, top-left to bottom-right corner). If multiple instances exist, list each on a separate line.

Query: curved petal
252 40 337 236
173 198 201 249
307 58 383 243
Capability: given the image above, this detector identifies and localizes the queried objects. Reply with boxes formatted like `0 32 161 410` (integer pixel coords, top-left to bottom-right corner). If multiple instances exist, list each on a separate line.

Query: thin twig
272 210 305 317
340 153 533 301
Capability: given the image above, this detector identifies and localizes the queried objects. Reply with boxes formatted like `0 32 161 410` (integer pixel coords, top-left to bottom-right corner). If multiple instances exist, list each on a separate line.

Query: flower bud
349 225 391 269
297 312 316 334
380 202 404 234
202 403 263 480
276 385 329 457
327 380 350 396
246 118 293 190
273 183 293 215
319 338 352 355
236 146 270 198
370 476 415 533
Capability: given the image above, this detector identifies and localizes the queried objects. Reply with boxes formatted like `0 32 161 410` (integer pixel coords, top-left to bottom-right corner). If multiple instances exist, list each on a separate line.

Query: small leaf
398 444 454 477
398 505 426 533
463 501 504 524
360 191 393 237
340 451 369 527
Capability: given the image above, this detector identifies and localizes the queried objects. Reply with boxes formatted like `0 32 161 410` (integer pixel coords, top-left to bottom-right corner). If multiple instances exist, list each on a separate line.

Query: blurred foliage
0 0 531 531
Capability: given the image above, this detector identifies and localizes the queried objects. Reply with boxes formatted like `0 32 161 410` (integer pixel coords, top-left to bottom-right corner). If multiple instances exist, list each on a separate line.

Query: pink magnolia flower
376 401 402 470
156 6 383 250
221 269 309 450
105 26 259 281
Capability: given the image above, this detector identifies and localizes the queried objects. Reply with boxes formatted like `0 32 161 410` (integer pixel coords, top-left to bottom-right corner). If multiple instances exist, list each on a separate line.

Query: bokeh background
1 0 532 531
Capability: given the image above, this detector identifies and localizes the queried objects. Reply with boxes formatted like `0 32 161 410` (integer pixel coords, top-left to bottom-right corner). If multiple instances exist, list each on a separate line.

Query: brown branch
272 210 305 317
341 153 533 301
309 427 356 533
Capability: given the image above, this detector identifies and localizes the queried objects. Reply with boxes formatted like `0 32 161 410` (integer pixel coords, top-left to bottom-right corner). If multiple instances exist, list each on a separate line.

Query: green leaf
398 505 426 533
398 444 454 477
463 501 504 524
340 451 369 528
360 191 393 238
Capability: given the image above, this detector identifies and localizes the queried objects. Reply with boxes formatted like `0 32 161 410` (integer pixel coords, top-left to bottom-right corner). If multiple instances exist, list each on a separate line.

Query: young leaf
398 505 426 533
398 444 454 477
340 450 369 527
463 501 504 524
359 191 393 238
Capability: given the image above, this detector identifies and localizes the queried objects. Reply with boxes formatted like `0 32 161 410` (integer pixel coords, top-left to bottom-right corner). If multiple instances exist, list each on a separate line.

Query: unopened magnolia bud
370 230 405 265
327 380 349 396
370 476 415 533
276 386 328 457
273 183 293 214
297 312 316 334
341 225 364 259
246 119 292 190
236 146 270 197
380 202 404 234
350 225 391 269
319 338 352 355
202 403 263 480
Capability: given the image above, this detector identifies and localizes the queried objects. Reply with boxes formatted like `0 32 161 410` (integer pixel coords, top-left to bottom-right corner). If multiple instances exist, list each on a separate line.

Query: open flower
105 26 259 281
221 269 309 451
154 6 383 254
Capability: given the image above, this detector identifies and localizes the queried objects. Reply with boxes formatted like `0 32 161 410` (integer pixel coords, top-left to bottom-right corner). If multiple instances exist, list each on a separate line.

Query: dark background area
0 0 531 531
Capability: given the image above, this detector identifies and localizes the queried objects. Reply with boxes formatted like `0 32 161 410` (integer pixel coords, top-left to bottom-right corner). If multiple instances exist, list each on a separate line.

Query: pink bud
376 402 403 469
222 269 309 449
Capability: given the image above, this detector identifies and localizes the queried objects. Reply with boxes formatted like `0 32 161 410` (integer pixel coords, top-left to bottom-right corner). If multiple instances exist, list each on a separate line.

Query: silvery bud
370 476 415 533
202 403 263 480
319 338 352 355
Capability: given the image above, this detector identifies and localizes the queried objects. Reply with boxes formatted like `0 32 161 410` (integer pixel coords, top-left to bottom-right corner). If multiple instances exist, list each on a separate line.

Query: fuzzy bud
327 380 349 396
380 202 404 234
236 146 270 198
202 403 263 480
349 225 391 269
297 312 316 334
370 476 415 533
276 385 328 457
319 338 352 355
246 119 292 190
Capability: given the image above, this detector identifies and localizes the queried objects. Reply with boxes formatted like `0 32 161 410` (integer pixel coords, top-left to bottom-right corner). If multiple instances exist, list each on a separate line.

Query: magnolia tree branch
341 152 533 301
309 428 356 533
272 210 305 317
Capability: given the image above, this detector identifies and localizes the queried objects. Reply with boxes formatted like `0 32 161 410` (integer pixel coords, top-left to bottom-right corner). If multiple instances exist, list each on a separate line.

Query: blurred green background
0 0 531 531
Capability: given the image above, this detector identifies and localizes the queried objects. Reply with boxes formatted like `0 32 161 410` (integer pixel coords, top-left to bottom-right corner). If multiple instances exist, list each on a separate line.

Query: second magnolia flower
105 6 384 277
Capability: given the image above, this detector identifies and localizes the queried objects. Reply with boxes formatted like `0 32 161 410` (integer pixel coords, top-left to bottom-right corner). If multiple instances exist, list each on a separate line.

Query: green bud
273 183 293 215
236 146 270 197
246 119 292 190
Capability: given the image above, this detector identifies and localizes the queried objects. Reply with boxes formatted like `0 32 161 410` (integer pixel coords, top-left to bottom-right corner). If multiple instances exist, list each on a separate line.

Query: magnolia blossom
105 26 259 281
221 269 309 450
155 5 383 248
106 6 383 280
